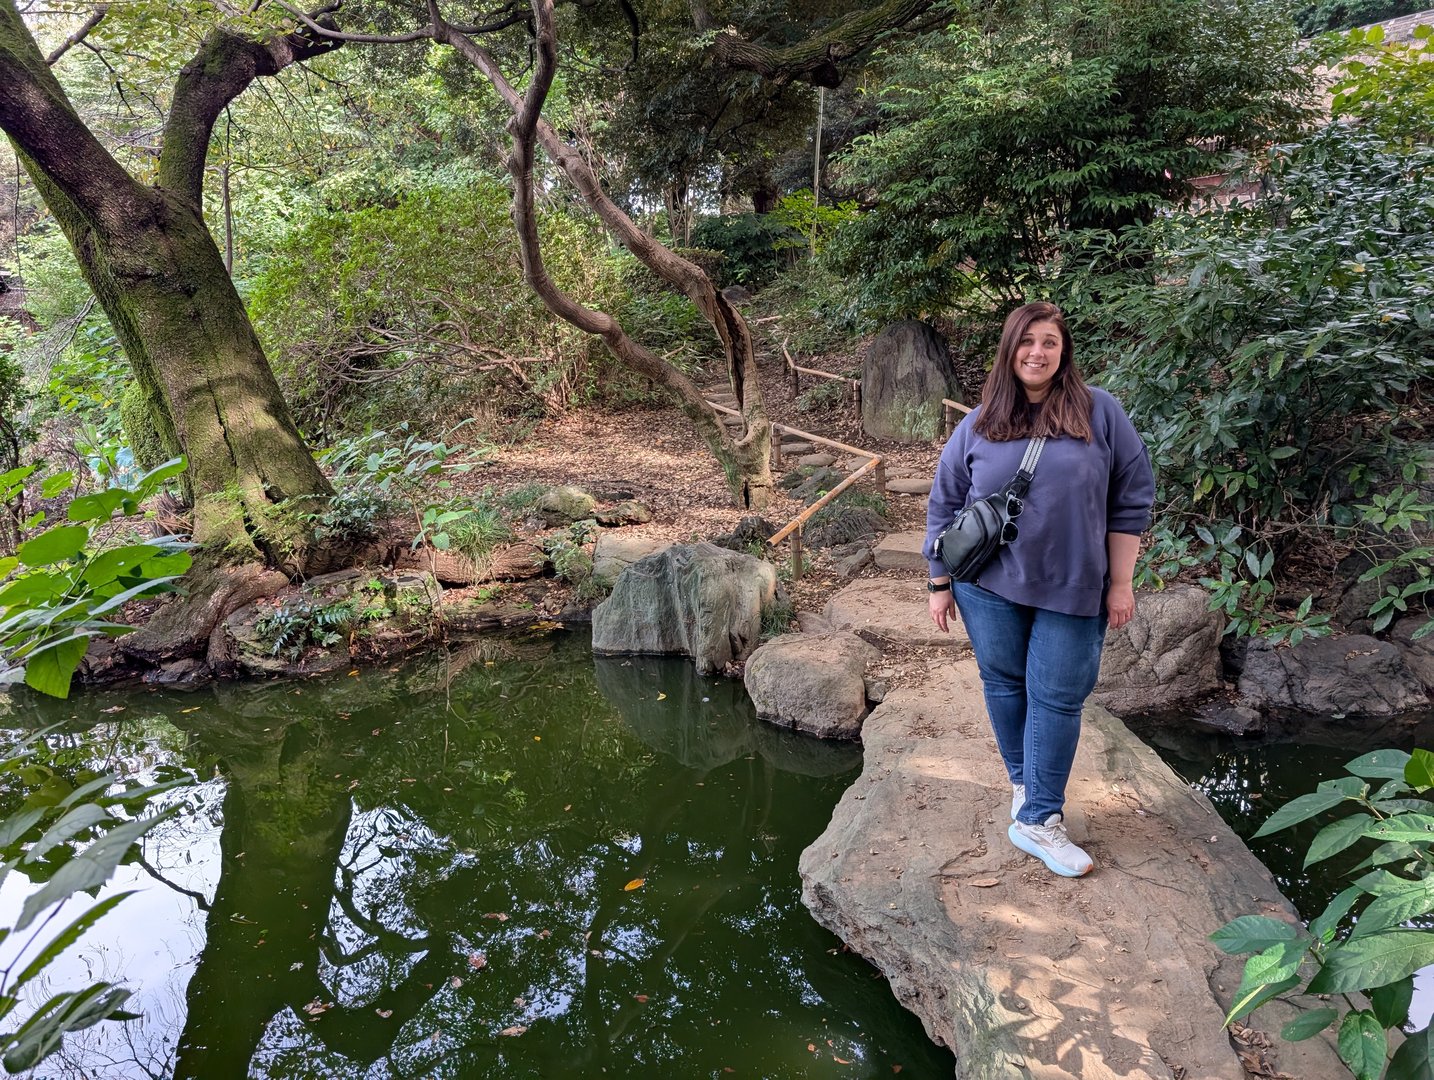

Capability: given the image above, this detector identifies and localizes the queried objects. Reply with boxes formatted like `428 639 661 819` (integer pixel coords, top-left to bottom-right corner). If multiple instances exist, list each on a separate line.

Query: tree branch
712 0 937 87
158 18 341 205
45 2 107 65
0 0 151 230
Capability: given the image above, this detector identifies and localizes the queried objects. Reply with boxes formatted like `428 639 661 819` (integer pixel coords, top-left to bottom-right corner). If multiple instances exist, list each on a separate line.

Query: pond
0 631 955 1079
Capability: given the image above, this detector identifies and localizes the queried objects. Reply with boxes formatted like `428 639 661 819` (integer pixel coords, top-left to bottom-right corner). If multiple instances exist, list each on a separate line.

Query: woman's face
1012 318 1063 402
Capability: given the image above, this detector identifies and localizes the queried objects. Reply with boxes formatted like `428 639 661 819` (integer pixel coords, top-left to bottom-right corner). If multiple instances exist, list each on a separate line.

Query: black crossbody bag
933 437 1046 583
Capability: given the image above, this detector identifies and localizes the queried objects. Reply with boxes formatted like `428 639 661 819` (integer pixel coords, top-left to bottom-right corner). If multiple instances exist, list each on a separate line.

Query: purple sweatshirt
924 387 1155 617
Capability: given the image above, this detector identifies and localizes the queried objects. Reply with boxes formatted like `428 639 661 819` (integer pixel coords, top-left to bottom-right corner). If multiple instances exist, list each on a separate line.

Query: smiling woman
924 301 1154 879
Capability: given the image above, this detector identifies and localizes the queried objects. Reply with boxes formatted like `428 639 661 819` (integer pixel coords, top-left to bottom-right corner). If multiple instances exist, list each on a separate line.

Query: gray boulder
595 500 652 526
1391 615 1434 693
744 632 879 739
861 320 958 442
1094 585 1224 714
1238 633 1429 717
592 534 669 583
536 485 597 525
592 542 777 674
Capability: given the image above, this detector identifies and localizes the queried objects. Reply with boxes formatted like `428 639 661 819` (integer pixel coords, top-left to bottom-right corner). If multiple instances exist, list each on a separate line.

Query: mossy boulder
861 320 959 442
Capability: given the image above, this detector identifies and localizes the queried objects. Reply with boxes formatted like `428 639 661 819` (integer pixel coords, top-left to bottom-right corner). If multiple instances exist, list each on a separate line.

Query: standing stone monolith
861 320 960 442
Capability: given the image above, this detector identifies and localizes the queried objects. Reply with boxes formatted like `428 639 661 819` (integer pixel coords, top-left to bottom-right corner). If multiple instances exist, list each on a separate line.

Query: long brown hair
973 301 1093 442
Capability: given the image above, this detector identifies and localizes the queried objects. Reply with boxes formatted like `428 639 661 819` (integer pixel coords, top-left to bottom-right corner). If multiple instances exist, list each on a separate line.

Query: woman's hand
1106 581 1135 630
929 586 955 632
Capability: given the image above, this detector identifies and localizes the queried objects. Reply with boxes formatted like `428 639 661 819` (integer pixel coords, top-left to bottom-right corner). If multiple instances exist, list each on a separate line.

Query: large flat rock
824 578 967 647
799 658 1344 1079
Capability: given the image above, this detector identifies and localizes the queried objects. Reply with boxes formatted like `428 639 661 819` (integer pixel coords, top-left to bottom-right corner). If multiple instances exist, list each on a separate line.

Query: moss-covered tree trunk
0 1 334 567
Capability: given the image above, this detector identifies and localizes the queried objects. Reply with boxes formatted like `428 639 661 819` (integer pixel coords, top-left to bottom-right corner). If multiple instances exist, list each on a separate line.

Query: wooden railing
781 345 861 420
941 397 974 439
704 399 883 582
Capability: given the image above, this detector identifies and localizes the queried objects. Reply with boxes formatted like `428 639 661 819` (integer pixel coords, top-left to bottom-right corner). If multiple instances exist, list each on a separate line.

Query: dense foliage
827 0 1314 325
246 182 683 434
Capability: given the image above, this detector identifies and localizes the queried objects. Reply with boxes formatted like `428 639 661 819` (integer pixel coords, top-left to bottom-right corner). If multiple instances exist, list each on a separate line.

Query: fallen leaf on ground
348 669 359 677
835 1057 852 1065
633 994 649 1003
624 878 646 891
656 692 667 700
808 1044 817 1053
483 912 510 921
467 952 487 970
969 878 1000 888
450 976 463 989
499 1025 528 1037
375 1008 392 1018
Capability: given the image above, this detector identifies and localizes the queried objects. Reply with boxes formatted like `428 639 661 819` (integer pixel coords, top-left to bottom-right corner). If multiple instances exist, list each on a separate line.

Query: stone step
886 477 932 495
780 441 814 456
798 452 837 467
871 529 928 572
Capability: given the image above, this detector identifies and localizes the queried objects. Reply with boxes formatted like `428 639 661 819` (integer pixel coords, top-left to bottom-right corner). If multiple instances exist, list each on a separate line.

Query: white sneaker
1009 814 1093 877
1010 783 1025 821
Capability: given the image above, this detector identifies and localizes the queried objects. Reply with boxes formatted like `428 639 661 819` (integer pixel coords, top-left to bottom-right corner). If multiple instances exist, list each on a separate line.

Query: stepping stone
822 578 965 648
871 530 928 571
884 467 921 480
798 452 837 467
780 441 814 456
886 477 932 495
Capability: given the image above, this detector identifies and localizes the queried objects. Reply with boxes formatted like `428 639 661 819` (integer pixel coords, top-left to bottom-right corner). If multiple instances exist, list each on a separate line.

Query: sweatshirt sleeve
925 412 976 576
1103 395 1155 535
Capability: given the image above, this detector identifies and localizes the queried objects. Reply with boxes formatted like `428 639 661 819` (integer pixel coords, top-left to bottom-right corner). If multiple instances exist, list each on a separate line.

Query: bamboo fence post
790 525 804 582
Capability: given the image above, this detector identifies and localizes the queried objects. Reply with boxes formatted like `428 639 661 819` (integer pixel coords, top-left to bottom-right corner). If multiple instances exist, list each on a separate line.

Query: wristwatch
927 579 951 593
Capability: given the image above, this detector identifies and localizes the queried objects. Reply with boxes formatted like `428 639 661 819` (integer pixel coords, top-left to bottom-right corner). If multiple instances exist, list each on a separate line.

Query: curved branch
158 20 341 204
712 0 936 87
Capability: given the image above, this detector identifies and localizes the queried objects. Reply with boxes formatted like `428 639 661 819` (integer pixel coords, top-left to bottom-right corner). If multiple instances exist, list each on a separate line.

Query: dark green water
0 632 955 1079
1130 708 1434 921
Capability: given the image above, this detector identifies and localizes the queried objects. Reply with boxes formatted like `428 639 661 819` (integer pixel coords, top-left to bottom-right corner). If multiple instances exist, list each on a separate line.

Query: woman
925 302 1154 878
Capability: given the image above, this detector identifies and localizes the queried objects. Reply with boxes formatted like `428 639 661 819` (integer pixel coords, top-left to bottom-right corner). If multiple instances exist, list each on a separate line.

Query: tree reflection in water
0 632 953 1079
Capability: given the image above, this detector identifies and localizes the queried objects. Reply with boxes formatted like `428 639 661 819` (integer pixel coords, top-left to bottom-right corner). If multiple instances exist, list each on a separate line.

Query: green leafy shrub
0 459 192 697
1069 125 1434 638
248 182 623 432
1328 22 1434 144
690 214 793 287
1213 747 1434 1079
827 0 1313 324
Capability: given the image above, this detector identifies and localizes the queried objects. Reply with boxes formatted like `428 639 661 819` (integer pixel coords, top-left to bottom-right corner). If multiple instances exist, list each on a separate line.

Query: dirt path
459 346 946 618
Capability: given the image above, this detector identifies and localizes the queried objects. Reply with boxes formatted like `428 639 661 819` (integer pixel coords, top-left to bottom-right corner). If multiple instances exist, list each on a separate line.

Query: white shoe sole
1008 823 1092 878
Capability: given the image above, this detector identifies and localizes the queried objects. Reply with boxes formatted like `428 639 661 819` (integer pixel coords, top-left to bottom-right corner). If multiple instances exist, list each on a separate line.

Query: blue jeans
952 583 1107 825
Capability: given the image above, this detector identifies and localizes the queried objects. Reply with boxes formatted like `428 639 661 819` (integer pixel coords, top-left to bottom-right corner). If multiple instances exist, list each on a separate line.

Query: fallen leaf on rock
969 878 1000 888
624 878 646 891
429 1030 440 1045
499 1025 528 1037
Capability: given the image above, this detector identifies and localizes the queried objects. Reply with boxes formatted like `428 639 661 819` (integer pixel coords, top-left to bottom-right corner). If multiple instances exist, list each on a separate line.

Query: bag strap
1006 437 1046 499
